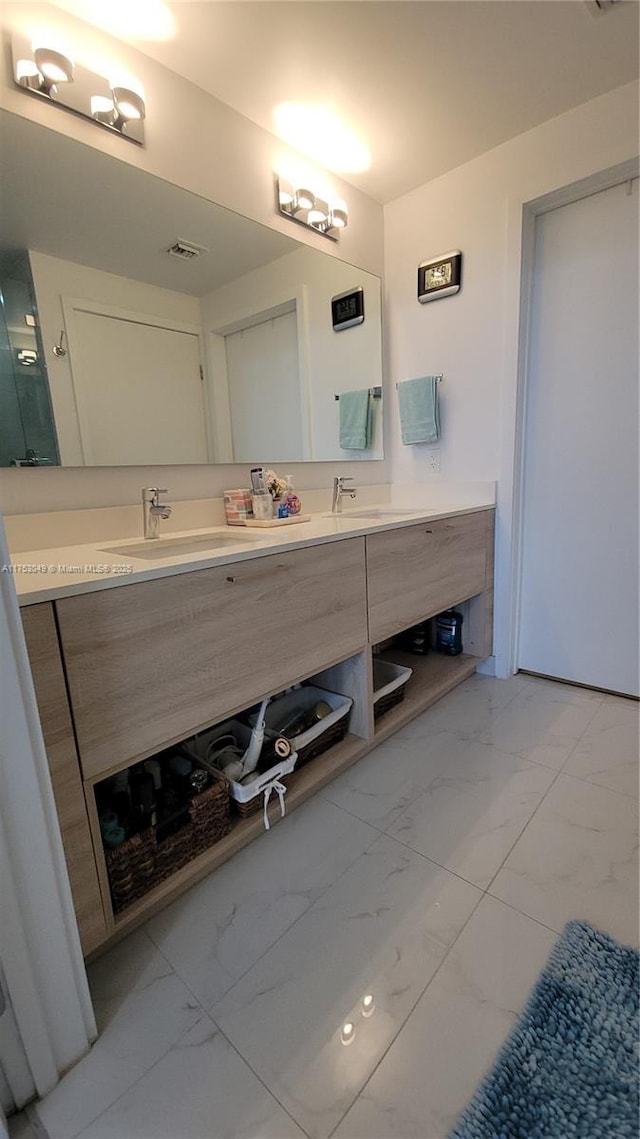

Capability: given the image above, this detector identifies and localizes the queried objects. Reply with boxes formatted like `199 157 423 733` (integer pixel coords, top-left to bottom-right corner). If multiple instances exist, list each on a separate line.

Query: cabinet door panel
367 510 491 643
21 603 107 953
56 539 367 779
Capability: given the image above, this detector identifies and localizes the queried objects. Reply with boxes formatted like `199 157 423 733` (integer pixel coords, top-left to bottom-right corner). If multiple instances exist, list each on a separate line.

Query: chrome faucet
332 476 358 513
142 487 172 539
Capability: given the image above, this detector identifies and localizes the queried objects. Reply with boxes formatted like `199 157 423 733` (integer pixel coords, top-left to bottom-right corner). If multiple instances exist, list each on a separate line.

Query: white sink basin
101 531 267 560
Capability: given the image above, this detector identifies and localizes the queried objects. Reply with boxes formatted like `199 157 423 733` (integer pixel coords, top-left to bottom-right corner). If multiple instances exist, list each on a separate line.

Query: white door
518 178 639 696
225 310 303 461
65 306 210 465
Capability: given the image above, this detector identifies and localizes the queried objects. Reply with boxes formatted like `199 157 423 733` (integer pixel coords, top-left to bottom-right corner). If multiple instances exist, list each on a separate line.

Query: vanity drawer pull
424 529 433 534
226 575 235 583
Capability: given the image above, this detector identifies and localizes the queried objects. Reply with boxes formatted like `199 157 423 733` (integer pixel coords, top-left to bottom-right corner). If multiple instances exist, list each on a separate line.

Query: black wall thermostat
332 286 364 331
417 250 462 303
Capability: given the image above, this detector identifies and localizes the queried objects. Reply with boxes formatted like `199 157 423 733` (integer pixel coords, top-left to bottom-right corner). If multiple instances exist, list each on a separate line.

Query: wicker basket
105 770 231 915
262 685 353 769
373 659 413 721
294 716 350 767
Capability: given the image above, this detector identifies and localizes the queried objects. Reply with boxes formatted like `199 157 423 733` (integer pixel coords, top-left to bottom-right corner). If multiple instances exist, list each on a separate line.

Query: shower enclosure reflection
0 254 59 466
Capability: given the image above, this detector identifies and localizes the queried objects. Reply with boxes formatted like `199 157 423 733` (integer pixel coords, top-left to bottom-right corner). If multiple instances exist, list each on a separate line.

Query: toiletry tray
184 719 298 821
372 658 413 721
104 768 231 915
242 514 311 528
260 685 353 768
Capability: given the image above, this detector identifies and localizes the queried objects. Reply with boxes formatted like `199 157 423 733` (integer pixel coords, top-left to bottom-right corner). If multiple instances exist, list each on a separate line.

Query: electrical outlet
427 449 441 472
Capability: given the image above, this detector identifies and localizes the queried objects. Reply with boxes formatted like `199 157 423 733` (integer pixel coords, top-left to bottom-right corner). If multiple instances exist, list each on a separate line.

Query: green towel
398 376 440 444
339 388 373 450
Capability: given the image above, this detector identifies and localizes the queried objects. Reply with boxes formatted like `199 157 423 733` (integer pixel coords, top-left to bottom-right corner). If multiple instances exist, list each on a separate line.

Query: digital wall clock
332 286 364 331
417 250 462 303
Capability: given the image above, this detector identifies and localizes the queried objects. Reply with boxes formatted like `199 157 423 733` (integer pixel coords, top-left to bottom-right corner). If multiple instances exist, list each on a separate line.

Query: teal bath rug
450 920 639 1139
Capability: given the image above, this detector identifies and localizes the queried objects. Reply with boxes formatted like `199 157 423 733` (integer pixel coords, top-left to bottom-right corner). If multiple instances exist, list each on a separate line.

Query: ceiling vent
166 240 208 260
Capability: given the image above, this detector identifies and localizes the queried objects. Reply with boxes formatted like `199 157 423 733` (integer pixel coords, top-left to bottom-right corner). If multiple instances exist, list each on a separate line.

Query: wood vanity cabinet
20 603 107 954
19 509 494 956
366 509 493 643
56 538 368 780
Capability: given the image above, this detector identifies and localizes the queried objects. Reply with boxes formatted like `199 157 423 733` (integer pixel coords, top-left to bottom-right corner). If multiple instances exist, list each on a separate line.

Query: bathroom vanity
16 502 494 957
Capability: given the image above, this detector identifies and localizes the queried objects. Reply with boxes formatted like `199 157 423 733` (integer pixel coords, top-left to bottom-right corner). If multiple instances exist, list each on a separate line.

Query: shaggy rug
449 920 639 1139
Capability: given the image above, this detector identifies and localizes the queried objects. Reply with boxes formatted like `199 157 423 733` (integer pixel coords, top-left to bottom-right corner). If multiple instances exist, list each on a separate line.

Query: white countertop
6 495 495 607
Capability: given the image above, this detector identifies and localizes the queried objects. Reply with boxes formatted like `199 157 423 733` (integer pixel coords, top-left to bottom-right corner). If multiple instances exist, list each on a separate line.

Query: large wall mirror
0 110 383 468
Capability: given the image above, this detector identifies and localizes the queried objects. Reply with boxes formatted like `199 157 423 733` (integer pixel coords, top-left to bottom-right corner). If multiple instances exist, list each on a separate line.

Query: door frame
500 157 639 678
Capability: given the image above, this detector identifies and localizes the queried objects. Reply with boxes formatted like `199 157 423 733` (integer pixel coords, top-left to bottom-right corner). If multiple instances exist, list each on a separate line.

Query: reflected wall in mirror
0 110 383 467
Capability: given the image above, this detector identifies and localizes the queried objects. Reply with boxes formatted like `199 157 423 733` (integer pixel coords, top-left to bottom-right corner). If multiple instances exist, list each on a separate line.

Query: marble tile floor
19 672 637 1139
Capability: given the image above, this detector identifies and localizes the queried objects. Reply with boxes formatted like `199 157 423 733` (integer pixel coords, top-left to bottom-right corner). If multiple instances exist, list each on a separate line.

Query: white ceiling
50 0 639 203
0 112 300 294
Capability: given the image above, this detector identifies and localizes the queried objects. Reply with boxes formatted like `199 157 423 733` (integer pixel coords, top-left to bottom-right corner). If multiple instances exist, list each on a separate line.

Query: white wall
0 2 388 515
383 80 639 674
201 247 383 462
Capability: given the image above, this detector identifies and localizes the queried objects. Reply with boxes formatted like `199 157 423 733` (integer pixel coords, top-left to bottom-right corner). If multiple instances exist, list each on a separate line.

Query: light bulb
361 993 375 1017
16 59 41 89
294 188 315 212
330 200 349 229
340 1021 356 1046
278 183 294 207
34 47 74 84
91 95 116 124
112 86 146 121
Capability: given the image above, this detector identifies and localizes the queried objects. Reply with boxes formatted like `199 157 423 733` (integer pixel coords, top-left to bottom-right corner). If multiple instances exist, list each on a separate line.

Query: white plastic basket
223 754 297 829
184 719 297 829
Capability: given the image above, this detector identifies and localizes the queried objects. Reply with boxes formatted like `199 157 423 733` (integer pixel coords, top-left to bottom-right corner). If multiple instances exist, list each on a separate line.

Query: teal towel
398 376 440 445
339 388 373 450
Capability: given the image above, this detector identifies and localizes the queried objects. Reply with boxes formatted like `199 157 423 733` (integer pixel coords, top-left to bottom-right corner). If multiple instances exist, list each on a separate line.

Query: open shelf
109 731 367 938
106 653 477 939
97 659 480 949
372 649 477 743
90 647 482 955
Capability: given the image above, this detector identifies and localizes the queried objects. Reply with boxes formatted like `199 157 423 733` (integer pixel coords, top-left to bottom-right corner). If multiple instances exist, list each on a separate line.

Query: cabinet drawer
21 603 107 953
56 538 367 779
366 510 492 643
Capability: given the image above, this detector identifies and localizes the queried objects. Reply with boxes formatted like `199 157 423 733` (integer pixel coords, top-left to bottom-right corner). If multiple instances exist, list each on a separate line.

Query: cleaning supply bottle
284 474 301 516
435 609 463 655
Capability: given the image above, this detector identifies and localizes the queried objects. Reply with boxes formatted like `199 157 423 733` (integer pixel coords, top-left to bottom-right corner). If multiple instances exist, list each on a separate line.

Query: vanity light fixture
276 177 348 241
12 34 145 146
